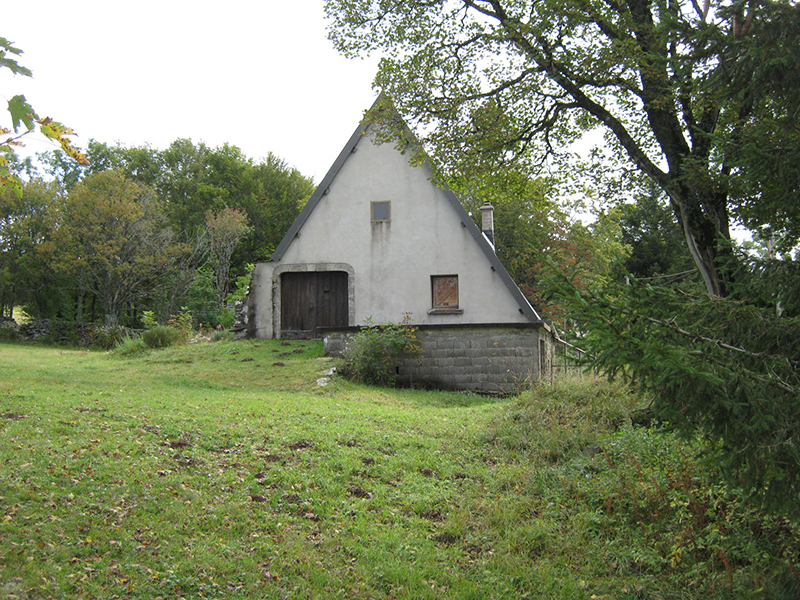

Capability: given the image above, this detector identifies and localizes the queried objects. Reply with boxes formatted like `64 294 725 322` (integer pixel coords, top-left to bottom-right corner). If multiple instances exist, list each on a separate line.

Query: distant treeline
1 139 315 328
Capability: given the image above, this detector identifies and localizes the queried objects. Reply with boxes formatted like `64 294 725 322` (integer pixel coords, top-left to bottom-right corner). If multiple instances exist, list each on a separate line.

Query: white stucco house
241 97 556 392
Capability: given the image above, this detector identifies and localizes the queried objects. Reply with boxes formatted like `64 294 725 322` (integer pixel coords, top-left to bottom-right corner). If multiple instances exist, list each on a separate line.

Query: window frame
430 274 460 311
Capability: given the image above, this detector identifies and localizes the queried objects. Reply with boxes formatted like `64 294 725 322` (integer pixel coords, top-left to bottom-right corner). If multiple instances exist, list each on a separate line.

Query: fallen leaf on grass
348 486 372 499
287 440 313 450
0 413 26 420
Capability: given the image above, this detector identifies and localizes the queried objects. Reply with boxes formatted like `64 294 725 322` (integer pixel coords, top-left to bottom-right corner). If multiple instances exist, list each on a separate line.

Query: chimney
479 201 495 250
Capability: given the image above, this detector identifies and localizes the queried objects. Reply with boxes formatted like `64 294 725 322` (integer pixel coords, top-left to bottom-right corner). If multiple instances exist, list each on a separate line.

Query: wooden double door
280 271 349 338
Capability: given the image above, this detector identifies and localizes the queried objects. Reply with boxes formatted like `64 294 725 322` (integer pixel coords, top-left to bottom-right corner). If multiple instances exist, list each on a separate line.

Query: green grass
0 340 797 599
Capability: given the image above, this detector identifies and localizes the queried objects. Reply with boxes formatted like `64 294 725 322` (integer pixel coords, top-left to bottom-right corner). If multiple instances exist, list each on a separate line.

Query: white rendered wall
254 130 531 337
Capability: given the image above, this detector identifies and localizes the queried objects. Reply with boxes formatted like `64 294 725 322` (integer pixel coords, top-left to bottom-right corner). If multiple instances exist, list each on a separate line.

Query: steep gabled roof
270 95 543 323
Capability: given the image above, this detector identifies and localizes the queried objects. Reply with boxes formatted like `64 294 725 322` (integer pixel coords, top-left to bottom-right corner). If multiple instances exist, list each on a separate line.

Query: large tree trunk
668 184 733 298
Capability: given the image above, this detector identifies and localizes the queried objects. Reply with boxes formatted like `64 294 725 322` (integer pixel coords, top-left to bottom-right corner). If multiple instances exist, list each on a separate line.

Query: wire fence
553 338 588 376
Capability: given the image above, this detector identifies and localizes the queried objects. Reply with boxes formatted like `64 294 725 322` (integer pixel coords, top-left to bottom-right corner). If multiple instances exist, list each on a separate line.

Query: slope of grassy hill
0 340 796 599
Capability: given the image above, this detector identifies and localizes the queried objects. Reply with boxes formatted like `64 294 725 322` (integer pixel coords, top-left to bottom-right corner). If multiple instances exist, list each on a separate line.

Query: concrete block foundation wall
323 324 553 395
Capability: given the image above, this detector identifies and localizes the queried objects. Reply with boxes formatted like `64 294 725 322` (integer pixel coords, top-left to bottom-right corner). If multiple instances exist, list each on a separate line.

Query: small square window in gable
371 201 391 222
432 275 459 308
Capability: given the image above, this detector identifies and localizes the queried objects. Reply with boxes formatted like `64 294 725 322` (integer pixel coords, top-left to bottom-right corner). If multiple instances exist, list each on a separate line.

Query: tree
0 179 68 318
38 139 315 276
452 167 628 325
204 207 251 309
1 37 87 198
615 179 696 280
237 153 315 266
59 170 178 326
543 270 800 513
326 0 800 298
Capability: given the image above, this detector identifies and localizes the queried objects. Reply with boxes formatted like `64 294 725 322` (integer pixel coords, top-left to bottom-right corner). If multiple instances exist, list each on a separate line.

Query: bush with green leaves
90 326 129 350
485 375 800 595
0 320 19 342
340 317 421 386
167 307 193 341
141 325 184 349
113 335 148 357
141 310 159 330
226 263 254 305
185 268 233 329
210 330 233 343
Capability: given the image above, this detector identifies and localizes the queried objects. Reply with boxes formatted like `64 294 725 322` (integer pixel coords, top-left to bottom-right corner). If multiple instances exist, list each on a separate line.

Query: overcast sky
1 1 380 182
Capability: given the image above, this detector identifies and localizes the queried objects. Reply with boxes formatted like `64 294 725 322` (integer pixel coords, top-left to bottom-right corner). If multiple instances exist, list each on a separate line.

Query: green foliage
226 263 254 304
39 139 314 266
543 267 800 514
613 179 697 280
59 170 179 327
184 268 233 329
167 307 194 341
0 319 19 341
340 316 421 386
209 330 233 343
489 374 643 462
141 325 184 349
137 307 193 348
141 310 159 330
89 326 129 350
112 334 148 357
205 207 251 308
728 252 800 319
484 376 800 596
0 38 88 199
24 139 312 326
0 180 69 318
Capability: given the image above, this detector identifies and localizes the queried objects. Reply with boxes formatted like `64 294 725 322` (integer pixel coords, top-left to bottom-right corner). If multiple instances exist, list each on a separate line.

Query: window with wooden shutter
431 275 459 308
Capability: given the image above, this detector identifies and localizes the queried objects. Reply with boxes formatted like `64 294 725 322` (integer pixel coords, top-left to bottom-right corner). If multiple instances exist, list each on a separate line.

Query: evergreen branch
644 315 798 395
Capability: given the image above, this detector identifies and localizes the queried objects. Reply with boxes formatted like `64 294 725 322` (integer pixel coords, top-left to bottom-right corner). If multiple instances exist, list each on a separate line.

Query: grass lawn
0 340 797 599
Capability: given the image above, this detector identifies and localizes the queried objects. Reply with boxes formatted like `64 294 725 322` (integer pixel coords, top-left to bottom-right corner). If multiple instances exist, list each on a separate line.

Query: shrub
487 374 643 462
167 307 193 342
340 316 421 386
141 325 184 349
0 320 19 342
210 330 234 343
141 310 159 330
544 270 800 514
91 326 129 350
114 335 148 357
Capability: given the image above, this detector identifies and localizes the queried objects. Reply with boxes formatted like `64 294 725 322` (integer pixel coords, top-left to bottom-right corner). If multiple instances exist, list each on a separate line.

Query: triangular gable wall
271 96 542 324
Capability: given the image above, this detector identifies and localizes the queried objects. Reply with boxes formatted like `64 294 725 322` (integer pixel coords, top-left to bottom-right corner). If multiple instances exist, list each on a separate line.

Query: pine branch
644 315 798 395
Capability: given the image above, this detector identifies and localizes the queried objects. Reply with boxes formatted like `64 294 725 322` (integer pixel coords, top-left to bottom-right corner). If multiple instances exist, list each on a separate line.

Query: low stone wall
323 323 554 394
